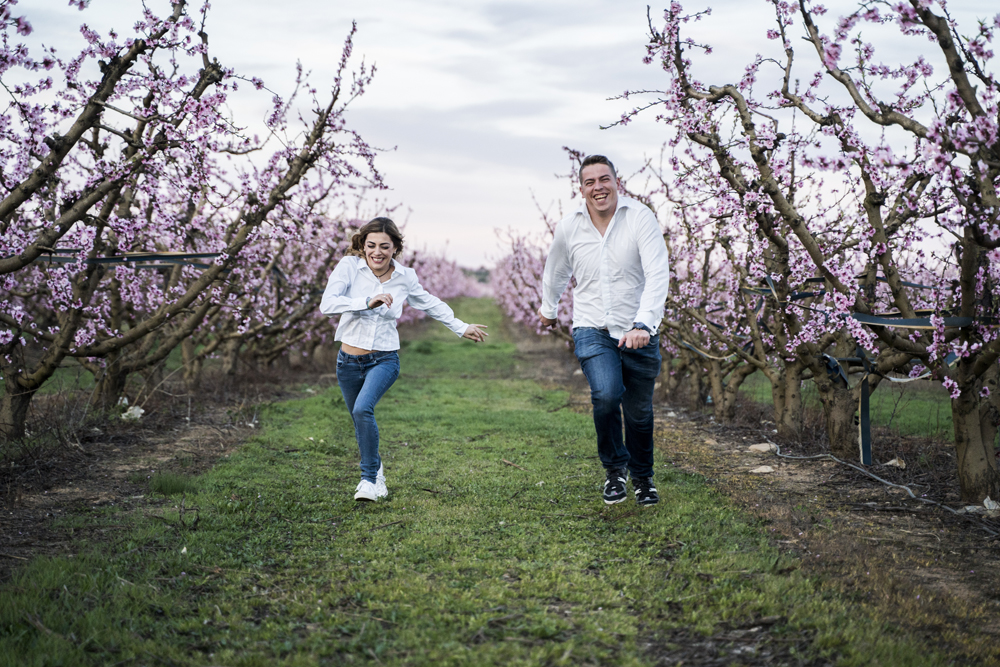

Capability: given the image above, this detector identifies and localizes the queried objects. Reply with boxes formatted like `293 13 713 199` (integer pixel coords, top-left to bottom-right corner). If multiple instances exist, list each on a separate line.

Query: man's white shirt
320 256 469 351
540 195 670 340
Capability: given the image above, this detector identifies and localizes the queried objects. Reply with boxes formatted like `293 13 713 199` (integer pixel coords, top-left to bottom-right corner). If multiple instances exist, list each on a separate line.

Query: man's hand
618 328 650 349
538 308 556 328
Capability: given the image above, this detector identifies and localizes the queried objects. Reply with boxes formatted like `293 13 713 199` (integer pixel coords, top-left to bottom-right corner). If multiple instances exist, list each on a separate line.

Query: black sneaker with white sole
633 476 659 506
603 467 628 505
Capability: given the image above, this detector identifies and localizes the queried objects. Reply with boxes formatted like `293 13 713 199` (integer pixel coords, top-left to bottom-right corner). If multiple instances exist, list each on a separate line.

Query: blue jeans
336 349 400 483
573 327 661 480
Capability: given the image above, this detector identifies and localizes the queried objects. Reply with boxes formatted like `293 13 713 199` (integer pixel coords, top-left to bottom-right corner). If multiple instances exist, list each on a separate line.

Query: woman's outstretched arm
405 269 487 342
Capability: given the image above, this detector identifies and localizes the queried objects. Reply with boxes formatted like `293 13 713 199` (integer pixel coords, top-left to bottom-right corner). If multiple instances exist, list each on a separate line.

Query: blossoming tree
0 1 381 438
493 0 1000 502
627 0 1000 501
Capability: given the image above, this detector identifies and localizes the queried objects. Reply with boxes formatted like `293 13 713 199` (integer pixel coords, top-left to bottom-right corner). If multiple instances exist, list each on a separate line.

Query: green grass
150 472 199 496
738 372 954 439
0 299 952 665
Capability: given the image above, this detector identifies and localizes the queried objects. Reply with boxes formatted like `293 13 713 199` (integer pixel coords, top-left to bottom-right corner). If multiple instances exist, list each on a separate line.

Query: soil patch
654 409 1000 664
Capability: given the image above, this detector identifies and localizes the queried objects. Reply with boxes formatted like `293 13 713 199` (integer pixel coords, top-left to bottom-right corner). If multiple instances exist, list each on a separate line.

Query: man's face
579 163 618 217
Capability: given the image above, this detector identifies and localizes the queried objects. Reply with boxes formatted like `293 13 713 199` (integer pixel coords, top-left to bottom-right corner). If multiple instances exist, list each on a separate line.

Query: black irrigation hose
767 441 1000 539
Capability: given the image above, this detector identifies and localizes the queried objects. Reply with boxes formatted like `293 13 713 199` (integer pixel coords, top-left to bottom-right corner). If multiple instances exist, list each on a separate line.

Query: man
539 155 670 506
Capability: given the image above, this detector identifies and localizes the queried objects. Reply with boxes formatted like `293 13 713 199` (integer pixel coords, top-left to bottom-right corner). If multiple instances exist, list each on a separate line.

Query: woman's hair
349 217 405 258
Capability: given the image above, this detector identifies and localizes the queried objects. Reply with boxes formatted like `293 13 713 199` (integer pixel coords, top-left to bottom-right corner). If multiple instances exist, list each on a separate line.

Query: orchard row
0 3 480 441
494 1 1000 503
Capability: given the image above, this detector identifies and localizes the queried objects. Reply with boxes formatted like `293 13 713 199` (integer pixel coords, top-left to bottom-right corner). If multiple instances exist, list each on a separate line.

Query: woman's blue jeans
336 349 400 483
572 327 661 480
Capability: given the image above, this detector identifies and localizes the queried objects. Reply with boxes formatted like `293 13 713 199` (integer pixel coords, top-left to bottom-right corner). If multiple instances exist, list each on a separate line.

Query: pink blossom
942 377 961 400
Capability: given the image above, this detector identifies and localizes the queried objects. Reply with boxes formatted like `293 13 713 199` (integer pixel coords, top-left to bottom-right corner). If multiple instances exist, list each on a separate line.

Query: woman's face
364 232 396 272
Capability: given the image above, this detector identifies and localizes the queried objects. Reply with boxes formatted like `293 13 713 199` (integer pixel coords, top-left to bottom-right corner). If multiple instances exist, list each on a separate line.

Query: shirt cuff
540 305 558 320
635 312 660 333
352 296 370 312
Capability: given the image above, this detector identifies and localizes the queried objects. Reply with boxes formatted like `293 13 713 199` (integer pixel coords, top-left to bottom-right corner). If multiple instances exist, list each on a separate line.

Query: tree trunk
0 381 35 442
714 362 756 423
818 384 858 459
182 338 203 391
93 360 130 412
707 359 725 418
681 362 710 410
658 351 706 407
772 364 804 440
221 338 241 376
951 365 1000 503
656 355 684 402
952 393 1000 503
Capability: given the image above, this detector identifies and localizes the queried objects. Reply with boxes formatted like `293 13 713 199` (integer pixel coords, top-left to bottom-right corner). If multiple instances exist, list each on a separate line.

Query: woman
320 217 488 501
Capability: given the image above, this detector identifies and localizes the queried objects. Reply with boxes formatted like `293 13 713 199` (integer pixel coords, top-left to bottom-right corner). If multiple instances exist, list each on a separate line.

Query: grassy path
0 300 947 666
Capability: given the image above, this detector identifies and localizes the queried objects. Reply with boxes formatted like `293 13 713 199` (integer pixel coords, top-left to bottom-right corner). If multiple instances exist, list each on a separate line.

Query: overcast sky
19 1 991 268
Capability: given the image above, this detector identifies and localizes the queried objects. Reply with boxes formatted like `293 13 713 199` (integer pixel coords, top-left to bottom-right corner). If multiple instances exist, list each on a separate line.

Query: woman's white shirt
320 256 469 351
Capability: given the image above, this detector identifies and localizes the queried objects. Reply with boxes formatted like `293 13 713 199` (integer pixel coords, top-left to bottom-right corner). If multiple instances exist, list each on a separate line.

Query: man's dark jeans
572 327 661 479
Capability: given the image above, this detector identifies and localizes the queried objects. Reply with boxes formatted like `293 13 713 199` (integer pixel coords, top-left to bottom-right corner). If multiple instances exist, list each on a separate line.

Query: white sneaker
374 464 388 498
354 479 378 501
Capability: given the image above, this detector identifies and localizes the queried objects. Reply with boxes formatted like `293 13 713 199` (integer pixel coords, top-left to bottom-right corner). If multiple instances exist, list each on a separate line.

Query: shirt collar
361 256 397 278
575 194 634 220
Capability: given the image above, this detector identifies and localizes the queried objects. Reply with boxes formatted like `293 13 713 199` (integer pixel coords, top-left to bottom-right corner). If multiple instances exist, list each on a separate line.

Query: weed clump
149 472 197 496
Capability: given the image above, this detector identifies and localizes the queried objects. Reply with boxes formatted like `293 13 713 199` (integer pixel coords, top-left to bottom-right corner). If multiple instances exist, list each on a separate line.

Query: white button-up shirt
320 256 469 351
541 195 670 340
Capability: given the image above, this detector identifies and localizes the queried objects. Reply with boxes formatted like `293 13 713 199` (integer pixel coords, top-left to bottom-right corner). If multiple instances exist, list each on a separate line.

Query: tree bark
709 360 756 423
0 382 35 442
952 364 1000 502
656 355 684 402
817 382 858 459
221 338 242 376
182 338 203 391
93 357 129 412
680 361 710 410
773 364 804 440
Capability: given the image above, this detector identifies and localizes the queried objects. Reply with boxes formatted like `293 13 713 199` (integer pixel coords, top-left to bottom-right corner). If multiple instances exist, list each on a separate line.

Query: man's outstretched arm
539 223 571 328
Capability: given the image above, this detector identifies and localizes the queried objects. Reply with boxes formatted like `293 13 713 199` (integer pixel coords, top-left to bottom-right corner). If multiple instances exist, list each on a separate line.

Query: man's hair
579 155 617 184
349 217 405 258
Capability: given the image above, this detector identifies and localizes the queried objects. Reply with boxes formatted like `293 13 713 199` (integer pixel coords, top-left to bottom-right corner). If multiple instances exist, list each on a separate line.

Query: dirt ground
0 370 337 578
3 323 1000 665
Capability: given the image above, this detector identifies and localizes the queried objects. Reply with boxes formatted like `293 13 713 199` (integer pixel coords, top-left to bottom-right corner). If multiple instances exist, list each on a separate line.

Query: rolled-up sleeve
320 258 369 316
404 272 469 336
540 221 572 320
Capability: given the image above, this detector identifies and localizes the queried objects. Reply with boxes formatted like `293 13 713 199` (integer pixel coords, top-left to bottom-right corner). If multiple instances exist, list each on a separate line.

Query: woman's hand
367 293 393 309
462 324 489 343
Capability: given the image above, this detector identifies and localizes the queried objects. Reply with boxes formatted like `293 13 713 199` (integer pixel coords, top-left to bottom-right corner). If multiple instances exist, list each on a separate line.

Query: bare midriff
341 343 374 356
